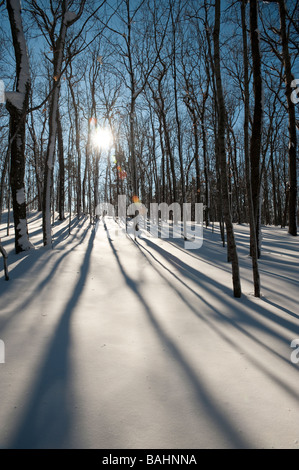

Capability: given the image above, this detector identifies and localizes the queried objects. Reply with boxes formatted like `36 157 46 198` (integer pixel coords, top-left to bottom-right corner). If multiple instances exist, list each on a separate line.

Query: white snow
16 218 35 251
16 188 25 206
64 11 77 24
5 92 25 110
0 80 5 103
0 211 298 449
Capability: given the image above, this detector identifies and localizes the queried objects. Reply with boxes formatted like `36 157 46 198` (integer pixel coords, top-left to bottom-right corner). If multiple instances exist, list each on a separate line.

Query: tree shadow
53 215 89 246
132 237 299 403
260 296 299 321
7 228 95 449
104 221 253 449
0 224 91 333
140 237 299 337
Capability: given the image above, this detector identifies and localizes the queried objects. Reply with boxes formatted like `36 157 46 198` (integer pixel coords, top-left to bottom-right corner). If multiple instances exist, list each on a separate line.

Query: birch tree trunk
6 0 34 254
42 5 68 246
68 76 82 218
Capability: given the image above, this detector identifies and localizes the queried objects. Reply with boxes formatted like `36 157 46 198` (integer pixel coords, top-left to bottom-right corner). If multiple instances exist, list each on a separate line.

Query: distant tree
0 239 9 280
263 0 297 236
28 0 105 245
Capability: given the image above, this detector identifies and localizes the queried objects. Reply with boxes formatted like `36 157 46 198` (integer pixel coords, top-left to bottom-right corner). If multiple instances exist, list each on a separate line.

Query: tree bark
278 0 297 235
42 4 68 246
68 77 82 217
249 0 263 258
241 0 260 297
0 241 9 281
57 108 65 220
214 0 242 298
6 0 34 254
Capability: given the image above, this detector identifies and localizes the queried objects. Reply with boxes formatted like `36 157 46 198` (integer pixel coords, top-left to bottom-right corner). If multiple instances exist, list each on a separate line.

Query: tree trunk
0 147 10 225
242 0 261 296
0 241 9 281
57 108 65 220
68 78 82 217
171 13 185 206
6 0 34 254
249 0 263 258
278 0 297 235
214 0 242 298
43 2 68 245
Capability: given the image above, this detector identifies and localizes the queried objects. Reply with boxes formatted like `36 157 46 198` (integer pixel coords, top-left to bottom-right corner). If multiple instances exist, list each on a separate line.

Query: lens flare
89 117 97 127
92 127 113 150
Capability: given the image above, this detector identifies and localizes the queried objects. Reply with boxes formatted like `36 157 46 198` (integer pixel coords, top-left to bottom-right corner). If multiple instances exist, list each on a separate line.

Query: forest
0 0 299 451
0 0 298 297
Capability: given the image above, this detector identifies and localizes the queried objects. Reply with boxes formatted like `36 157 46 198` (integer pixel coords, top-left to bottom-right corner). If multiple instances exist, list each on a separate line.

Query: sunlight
92 127 113 151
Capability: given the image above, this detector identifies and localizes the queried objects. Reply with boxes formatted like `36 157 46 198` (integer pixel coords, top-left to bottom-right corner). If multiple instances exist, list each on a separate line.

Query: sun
92 127 113 150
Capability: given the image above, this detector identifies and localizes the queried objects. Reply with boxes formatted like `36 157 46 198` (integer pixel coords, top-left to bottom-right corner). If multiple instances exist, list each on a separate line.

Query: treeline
0 0 298 296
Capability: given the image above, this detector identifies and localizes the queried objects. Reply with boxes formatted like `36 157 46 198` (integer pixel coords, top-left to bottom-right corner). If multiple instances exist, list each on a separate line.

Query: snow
64 11 77 24
16 188 25 206
0 80 5 103
0 211 298 449
291 79 299 105
16 219 35 251
5 92 25 110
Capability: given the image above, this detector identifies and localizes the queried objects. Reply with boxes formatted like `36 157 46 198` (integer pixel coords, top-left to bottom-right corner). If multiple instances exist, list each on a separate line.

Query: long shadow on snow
0 224 91 334
7 228 95 449
105 223 252 449
0 215 89 283
140 238 299 337
133 239 299 402
52 215 89 246
164 225 299 286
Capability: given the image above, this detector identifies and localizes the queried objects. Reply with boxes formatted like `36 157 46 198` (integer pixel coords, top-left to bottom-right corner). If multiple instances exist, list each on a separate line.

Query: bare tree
28 0 105 245
241 0 260 297
249 0 263 258
263 0 297 236
214 0 242 298
5 0 34 253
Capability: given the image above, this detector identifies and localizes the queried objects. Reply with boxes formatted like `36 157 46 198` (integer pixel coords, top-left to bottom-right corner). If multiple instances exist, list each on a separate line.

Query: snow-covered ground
0 211 298 449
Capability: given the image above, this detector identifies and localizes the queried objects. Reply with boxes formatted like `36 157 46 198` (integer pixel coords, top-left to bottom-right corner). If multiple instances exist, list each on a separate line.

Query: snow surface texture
16 219 35 252
0 212 298 449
